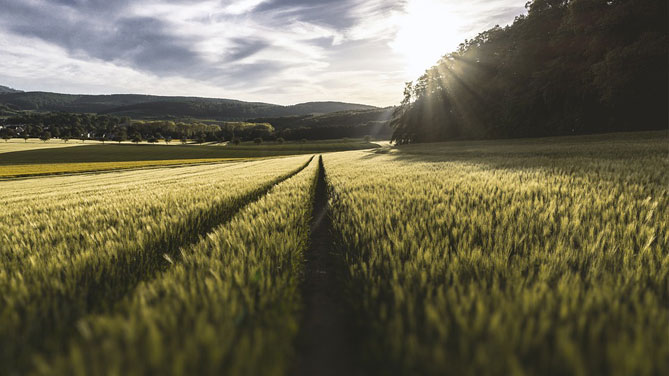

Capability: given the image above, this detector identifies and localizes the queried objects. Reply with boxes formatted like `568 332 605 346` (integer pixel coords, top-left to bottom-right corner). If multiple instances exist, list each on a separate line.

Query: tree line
0 110 385 143
391 0 667 144
0 113 271 143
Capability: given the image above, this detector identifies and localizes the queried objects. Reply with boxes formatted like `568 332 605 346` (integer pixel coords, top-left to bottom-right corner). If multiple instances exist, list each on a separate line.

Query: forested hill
250 108 395 140
0 91 377 120
0 85 22 94
391 0 668 144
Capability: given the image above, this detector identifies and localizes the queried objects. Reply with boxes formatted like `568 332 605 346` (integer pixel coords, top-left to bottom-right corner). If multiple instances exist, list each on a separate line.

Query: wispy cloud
0 0 525 106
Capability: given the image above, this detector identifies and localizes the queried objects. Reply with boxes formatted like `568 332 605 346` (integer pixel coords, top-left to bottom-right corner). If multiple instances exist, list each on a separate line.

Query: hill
0 90 376 120
0 104 20 116
0 85 22 94
250 108 395 140
250 108 394 130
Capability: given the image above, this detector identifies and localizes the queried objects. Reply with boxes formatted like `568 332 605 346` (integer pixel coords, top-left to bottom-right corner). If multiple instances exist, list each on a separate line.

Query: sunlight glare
391 0 466 78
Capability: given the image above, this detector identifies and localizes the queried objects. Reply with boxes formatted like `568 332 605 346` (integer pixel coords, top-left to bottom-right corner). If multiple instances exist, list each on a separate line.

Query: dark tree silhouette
113 130 128 144
40 131 51 143
391 0 668 144
0 128 14 142
131 133 142 144
196 133 206 144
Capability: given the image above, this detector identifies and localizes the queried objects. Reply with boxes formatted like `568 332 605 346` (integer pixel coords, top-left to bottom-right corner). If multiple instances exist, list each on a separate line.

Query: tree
165 136 172 144
276 137 285 144
364 135 371 142
23 133 29 143
132 133 142 144
196 133 207 144
231 137 241 145
253 137 263 145
40 131 51 143
73 127 84 139
62 132 71 143
180 136 188 144
0 129 13 142
147 136 158 144
113 130 128 144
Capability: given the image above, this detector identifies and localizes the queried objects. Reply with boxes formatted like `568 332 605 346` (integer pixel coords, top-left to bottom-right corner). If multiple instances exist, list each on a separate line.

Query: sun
390 0 466 78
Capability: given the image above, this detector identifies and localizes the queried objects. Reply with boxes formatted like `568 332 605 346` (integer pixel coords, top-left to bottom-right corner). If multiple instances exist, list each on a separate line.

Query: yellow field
0 158 241 178
0 138 88 153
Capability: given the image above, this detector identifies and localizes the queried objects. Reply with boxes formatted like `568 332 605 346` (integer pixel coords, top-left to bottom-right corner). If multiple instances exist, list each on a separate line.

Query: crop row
34 156 319 375
324 140 668 375
0 156 312 372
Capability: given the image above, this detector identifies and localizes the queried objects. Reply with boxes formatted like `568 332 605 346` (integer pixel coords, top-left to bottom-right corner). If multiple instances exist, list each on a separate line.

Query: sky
0 0 526 106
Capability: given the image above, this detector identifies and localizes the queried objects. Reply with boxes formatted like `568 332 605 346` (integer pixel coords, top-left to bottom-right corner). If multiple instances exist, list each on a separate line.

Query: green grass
325 131 668 375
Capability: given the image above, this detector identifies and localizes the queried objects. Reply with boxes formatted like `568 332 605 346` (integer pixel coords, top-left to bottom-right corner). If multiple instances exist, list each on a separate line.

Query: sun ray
390 0 467 77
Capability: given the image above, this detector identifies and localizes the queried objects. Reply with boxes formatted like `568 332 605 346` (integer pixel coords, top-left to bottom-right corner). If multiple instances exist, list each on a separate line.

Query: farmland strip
0 158 243 179
0 156 312 374
35 156 320 375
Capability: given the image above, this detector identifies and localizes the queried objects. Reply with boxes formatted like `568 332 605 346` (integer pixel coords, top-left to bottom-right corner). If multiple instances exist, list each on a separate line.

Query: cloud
223 38 270 62
0 0 526 106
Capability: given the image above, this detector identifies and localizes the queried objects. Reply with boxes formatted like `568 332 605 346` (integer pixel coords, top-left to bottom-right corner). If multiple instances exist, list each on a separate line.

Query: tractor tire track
294 156 358 376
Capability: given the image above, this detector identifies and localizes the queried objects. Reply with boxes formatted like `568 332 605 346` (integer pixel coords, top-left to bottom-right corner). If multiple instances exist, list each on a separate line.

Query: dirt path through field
293 156 357 376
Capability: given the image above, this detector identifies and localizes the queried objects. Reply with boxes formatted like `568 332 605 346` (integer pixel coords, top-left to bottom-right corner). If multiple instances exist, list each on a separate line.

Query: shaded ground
294 156 357 376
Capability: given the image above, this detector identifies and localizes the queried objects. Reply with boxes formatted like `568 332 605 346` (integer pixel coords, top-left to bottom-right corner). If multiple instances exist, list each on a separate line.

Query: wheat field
1 132 666 375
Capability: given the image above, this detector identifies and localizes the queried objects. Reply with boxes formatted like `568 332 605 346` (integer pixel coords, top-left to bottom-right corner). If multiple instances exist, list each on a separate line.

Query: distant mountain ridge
0 88 377 120
0 85 22 94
